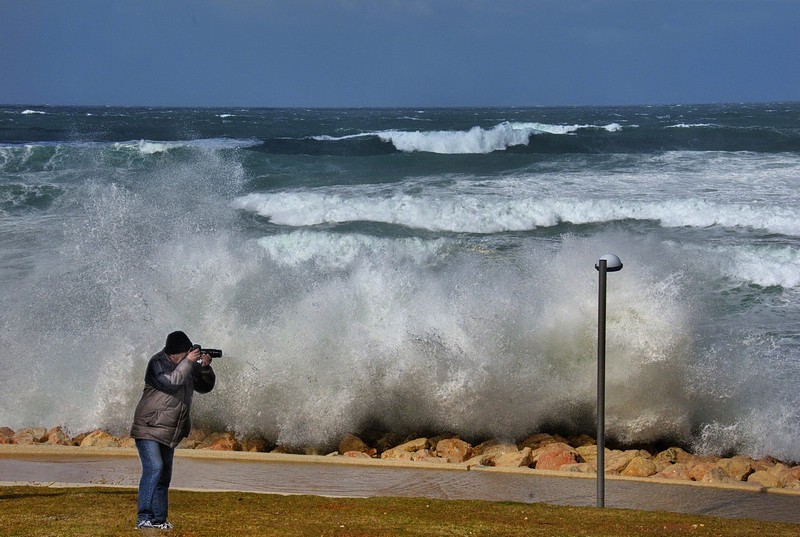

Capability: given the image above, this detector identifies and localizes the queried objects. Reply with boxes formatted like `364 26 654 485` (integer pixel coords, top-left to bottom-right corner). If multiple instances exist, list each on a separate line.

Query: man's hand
186 346 202 363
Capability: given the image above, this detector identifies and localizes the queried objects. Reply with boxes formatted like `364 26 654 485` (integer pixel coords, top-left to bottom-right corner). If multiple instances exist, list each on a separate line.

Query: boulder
374 433 402 453
381 438 430 460
46 426 73 446
0 427 15 444
559 462 595 473
393 438 429 453
475 443 523 465
604 450 639 475
655 463 691 481
575 445 602 464
533 443 579 471
339 434 371 455
621 456 658 478
766 463 794 483
519 433 558 450
13 427 48 445
240 436 270 453
568 434 596 448
654 447 691 465
494 447 533 468
747 470 782 488
80 430 120 448
687 461 717 482
118 436 136 448
342 450 372 459
699 466 742 485
381 449 414 461
196 431 241 451
716 456 754 481
412 449 442 463
436 438 473 463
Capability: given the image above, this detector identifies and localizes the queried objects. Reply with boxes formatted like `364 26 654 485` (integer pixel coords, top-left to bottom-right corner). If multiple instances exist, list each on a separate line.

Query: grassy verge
1 485 798 536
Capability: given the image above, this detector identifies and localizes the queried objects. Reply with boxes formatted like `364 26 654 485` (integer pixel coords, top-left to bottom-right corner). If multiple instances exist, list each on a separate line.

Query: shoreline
3 442 800 496
3 444 800 524
3 425 799 492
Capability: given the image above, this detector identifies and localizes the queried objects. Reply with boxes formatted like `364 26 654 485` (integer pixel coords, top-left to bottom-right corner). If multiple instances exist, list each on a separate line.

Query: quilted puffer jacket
130 351 215 448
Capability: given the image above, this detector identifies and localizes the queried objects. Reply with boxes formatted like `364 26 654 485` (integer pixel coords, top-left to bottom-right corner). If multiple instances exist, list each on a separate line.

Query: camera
191 344 222 358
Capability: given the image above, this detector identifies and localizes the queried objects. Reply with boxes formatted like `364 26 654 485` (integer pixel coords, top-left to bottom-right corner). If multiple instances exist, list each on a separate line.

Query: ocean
1 104 798 461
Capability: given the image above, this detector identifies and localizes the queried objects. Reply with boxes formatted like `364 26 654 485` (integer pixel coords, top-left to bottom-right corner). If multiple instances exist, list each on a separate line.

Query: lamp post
595 253 622 508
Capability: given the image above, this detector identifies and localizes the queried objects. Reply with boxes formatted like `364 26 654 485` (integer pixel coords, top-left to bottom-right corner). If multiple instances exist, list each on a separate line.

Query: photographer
130 330 216 531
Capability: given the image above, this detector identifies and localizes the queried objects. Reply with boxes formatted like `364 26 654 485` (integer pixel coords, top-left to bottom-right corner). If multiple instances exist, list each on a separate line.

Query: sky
1 0 799 107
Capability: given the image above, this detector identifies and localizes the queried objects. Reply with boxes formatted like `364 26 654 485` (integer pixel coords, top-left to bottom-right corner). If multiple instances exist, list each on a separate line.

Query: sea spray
1 104 799 461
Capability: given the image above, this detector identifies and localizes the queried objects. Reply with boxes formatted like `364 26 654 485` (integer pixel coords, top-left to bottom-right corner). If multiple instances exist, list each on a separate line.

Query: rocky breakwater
3 426 800 491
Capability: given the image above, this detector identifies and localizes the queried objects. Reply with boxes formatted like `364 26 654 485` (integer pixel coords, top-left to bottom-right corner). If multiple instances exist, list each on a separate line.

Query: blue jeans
135 439 175 524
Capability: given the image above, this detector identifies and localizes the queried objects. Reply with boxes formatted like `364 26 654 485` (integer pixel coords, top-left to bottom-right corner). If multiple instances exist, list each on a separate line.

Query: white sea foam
232 189 800 237
666 123 718 128
311 121 625 154
112 138 261 154
21 109 46 115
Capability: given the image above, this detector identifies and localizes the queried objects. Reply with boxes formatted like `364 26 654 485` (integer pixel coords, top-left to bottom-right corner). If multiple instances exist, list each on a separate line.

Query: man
130 330 216 530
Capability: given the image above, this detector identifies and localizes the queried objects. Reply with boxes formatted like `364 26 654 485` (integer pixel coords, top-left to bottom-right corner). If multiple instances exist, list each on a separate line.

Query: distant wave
310 121 625 154
666 123 719 129
21 109 46 115
233 191 800 237
109 138 262 154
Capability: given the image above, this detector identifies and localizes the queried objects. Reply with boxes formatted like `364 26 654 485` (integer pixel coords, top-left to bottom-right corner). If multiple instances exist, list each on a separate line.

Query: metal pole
597 258 607 508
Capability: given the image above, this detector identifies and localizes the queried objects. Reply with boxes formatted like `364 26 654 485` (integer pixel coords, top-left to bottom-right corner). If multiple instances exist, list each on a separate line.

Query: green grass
1 485 798 536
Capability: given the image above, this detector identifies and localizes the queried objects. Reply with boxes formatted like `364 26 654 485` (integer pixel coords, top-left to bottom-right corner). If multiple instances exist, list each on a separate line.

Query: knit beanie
164 330 193 354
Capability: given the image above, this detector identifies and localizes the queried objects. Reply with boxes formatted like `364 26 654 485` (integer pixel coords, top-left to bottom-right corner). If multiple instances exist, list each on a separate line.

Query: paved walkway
1 446 799 524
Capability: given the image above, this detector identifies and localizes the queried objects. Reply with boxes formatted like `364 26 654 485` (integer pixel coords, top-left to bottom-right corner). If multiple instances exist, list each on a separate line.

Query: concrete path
1 446 798 524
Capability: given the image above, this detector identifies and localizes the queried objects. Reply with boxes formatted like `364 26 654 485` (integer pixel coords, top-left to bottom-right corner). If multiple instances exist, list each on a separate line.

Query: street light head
595 253 623 272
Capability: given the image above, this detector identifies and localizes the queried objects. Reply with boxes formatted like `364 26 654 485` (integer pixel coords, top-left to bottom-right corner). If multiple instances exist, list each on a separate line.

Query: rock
475 443 522 465
747 470 782 488
699 466 741 485
118 436 136 448
568 434 596 448
240 436 270 453
559 462 595 473
46 426 73 446
436 438 473 463
767 462 794 483
655 463 691 481
518 433 558 450
533 443 579 471
654 447 691 465
380 438 430 460
716 456 754 481
71 431 90 445
604 450 639 475
394 437 429 453
13 427 48 445
494 447 533 468
687 461 716 482
621 456 658 478
374 433 401 453
412 449 442 463
0 427 15 444
178 428 210 449
381 449 414 461
339 434 370 455
575 445 604 464
196 431 241 451
80 430 120 448
342 450 372 459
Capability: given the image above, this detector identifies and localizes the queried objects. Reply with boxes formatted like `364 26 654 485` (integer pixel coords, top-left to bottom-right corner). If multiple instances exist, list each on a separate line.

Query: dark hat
164 330 193 354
